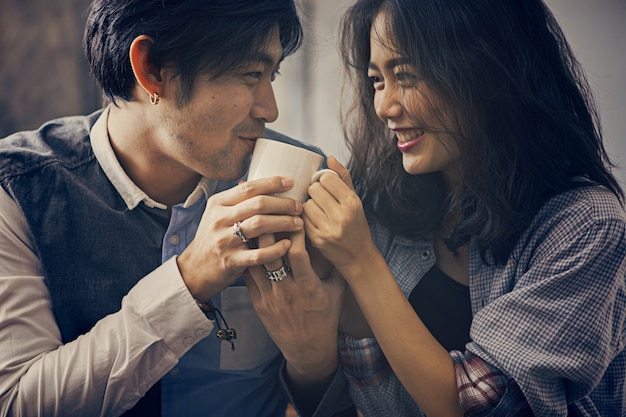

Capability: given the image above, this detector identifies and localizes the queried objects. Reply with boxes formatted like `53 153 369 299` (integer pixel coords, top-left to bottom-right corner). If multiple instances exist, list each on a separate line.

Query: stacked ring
264 262 291 282
233 221 248 243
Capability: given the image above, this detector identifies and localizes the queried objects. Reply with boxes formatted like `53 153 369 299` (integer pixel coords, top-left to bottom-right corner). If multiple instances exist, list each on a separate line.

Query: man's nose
251 79 279 123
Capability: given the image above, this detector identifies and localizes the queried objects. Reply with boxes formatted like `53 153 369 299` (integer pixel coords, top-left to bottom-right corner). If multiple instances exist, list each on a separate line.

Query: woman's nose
374 85 403 122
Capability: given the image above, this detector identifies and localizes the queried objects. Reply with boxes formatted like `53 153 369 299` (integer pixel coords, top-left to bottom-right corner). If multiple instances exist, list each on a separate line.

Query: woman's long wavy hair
339 0 623 263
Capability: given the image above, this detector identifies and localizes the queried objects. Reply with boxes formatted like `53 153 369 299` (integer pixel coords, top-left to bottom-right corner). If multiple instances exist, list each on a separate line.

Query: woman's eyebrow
368 57 411 71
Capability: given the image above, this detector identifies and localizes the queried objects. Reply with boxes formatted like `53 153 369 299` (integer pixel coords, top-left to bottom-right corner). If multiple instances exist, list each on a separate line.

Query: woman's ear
129 35 164 102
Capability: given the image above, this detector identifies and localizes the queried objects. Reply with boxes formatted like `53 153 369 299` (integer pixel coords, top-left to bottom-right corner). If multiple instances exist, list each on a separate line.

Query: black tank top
408 266 472 352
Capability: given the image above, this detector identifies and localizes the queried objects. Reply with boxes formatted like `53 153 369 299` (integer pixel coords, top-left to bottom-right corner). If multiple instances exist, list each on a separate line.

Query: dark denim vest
0 111 171 337
0 111 170 415
0 110 324 417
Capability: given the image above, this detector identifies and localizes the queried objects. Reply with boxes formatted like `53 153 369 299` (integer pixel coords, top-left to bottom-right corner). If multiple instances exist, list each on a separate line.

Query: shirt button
183 336 194 346
170 234 180 245
421 250 430 259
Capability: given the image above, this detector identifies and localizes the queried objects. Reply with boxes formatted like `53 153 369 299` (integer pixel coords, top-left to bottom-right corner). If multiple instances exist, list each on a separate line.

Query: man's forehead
244 49 284 67
246 29 284 66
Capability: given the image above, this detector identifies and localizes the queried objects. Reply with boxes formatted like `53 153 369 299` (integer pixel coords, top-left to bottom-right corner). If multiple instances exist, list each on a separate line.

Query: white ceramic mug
248 138 333 201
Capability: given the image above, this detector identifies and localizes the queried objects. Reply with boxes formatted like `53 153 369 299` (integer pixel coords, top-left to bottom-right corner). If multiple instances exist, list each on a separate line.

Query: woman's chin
402 158 424 175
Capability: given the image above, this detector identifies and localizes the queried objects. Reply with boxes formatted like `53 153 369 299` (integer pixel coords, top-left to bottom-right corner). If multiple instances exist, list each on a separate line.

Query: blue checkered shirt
339 184 626 416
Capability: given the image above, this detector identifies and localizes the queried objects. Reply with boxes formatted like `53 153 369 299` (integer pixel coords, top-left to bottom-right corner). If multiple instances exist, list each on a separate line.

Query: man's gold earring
150 92 160 105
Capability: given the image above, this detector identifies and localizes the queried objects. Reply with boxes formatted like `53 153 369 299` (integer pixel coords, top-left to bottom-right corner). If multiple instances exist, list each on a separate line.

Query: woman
303 0 626 415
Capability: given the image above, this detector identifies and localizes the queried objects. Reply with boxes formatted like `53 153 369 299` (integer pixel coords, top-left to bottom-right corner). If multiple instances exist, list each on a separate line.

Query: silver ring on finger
264 261 291 282
233 221 248 243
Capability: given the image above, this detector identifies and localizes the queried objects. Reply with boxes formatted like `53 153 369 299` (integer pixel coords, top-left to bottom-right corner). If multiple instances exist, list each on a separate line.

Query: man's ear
129 35 164 101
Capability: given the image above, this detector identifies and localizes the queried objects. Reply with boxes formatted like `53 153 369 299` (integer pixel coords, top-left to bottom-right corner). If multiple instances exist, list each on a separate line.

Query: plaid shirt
339 185 626 416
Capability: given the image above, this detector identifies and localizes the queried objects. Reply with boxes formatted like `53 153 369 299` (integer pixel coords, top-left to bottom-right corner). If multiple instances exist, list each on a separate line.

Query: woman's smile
394 129 425 152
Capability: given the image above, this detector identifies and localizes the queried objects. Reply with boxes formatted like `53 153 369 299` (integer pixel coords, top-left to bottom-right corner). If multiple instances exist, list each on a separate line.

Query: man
0 0 352 416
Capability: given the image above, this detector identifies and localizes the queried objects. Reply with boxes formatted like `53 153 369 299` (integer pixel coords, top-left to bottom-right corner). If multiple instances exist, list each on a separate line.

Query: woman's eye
368 74 383 88
396 72 418 86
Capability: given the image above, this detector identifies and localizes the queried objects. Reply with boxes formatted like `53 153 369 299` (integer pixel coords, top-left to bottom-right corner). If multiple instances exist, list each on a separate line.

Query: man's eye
271 69 281 82
245 72 263 80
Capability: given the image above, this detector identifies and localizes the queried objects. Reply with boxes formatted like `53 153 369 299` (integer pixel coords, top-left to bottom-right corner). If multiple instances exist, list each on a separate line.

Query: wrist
175 253 221 303
286 353 338 386
285 359 338 417
336 243 384 284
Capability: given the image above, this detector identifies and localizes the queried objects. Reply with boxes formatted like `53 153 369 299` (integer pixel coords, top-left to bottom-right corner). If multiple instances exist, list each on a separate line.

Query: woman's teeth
396 130 424 143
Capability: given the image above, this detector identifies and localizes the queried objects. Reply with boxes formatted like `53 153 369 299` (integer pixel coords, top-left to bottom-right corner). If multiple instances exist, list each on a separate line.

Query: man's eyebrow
244 51 283 66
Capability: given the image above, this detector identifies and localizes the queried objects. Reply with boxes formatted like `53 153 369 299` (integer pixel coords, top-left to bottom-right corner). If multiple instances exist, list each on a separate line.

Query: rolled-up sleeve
467 190 626 415
338 334 423 417
452 350 531 416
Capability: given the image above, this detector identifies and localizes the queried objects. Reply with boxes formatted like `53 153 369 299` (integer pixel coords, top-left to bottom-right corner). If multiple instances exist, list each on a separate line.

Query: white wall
546 0 626 186
269 0 353 163
269 0 626 186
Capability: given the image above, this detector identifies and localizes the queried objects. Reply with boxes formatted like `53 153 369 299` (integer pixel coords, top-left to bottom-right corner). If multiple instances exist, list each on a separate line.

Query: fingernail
295 201 303 212
294 217 303 227
281 177 294 188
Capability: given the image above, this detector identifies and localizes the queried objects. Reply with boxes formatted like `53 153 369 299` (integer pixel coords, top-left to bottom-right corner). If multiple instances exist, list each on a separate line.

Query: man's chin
214 165 248 183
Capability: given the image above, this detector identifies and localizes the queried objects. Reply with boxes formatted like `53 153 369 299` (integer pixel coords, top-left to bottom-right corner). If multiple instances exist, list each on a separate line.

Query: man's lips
240 133 263 141
240 136 260 152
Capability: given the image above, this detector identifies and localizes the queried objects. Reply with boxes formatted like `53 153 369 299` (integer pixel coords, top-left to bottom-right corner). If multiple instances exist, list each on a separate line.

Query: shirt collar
90 106 217 210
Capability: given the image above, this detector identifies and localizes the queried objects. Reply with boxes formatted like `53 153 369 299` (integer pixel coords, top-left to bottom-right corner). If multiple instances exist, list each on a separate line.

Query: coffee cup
247 138 331 201
310 168 338 183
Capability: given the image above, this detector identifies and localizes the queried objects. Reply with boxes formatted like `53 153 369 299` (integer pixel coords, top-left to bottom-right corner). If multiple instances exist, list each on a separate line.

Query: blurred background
1 0 624 186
